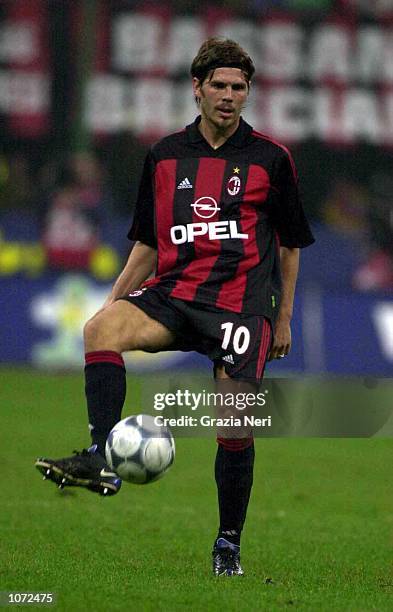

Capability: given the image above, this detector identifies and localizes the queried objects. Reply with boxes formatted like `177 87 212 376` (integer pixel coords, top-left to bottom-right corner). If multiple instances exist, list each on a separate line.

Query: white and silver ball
105 414 175 484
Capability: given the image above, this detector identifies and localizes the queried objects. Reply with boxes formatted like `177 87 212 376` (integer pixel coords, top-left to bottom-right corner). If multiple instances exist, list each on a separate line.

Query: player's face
193 67 249 133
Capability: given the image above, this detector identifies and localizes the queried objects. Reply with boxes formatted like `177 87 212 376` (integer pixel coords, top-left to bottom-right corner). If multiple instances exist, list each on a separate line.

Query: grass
0 368 392 611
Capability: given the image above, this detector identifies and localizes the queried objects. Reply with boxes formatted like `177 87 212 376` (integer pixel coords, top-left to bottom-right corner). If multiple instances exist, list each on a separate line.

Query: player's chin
215 111 238 125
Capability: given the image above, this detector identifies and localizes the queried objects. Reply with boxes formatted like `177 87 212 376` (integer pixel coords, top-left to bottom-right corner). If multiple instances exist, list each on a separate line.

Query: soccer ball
105 414 175 484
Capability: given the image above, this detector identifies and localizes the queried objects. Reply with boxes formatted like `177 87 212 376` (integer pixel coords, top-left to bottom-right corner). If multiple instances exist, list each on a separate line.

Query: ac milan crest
227 175 241 196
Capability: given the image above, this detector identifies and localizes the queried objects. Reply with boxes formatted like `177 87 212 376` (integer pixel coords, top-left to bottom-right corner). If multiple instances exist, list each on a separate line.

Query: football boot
212 538 244 576
35 445 122 496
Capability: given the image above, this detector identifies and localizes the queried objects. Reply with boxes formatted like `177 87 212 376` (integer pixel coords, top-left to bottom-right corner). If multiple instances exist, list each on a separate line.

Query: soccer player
36 38 314 576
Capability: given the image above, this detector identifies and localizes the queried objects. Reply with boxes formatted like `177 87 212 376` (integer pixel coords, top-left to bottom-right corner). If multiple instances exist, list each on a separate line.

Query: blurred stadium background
1 0 393 377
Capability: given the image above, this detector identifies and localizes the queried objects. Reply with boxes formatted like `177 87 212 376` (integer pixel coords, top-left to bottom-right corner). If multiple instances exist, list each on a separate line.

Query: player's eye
210 82 247 91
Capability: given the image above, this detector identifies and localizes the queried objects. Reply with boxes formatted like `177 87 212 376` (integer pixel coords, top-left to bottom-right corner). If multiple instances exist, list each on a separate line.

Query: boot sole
35 460 120 496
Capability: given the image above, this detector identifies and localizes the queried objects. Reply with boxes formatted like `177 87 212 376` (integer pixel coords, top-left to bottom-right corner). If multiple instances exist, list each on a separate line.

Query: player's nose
222 86 234 100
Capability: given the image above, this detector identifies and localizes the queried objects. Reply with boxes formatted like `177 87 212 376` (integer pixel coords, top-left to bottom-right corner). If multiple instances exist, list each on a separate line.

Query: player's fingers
268 338 291 360
270 345 284 360
277 342 290 359
267 347 276 361
268 343 279 360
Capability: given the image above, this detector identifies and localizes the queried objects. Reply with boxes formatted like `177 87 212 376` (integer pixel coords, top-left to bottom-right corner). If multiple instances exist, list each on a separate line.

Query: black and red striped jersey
128 116 314 321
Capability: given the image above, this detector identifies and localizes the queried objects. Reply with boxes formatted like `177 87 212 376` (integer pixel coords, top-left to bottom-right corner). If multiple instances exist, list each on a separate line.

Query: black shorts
120 285 272 382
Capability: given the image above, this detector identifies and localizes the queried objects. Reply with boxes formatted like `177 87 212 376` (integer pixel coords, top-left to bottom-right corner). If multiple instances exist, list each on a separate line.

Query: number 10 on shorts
221 322 250 355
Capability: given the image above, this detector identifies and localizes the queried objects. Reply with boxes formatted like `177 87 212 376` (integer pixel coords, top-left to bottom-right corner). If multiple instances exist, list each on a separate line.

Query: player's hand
268 317 291 361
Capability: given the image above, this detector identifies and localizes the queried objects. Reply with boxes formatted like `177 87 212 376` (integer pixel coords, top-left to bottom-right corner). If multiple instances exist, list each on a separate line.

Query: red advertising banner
85 6 393 146
1 2 393 144
1 0 50 137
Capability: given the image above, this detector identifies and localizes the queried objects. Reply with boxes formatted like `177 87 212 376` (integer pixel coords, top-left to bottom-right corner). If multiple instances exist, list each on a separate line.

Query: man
36 38 314 576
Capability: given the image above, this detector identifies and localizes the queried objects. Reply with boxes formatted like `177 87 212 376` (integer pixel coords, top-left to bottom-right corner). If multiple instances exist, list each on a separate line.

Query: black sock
85 351 126 457
215 439 255 547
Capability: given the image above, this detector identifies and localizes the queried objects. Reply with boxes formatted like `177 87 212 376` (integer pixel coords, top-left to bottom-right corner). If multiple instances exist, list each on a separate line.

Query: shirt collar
186 115 252 149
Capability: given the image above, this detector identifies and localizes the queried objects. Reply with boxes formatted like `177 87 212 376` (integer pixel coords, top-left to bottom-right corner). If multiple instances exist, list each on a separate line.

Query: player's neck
198 116 240 150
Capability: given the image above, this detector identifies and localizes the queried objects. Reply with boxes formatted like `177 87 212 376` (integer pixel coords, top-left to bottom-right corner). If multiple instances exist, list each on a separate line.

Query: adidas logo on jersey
177 178 193 189
222 354 235 365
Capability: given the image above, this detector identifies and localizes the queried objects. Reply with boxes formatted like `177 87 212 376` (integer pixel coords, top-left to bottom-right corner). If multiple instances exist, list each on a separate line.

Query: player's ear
192 77 202 101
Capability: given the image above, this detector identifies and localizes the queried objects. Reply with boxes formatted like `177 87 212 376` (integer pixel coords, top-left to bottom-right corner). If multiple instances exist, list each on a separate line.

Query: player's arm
268 247 299 360
102 241 156 308
102 150 157 309
269 149 314 360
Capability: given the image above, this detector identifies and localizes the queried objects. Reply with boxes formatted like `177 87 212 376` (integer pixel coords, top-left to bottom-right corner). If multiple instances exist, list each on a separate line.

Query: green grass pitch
1 368 392 611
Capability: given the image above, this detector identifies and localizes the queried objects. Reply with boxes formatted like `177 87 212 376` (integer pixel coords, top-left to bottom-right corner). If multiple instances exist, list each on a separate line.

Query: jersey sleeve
127 151 157 248
272 151 315 248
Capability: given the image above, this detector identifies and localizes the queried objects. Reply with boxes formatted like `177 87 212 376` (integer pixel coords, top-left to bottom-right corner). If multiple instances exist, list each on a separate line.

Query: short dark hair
190 37 255 85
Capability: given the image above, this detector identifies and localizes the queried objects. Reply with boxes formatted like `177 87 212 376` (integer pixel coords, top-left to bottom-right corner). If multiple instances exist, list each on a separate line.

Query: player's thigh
215 364 230 379
85 299 175 352
212 314 271 438
186 306 271 382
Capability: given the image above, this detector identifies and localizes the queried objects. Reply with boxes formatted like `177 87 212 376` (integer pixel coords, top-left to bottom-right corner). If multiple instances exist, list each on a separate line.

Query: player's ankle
217 530 241 547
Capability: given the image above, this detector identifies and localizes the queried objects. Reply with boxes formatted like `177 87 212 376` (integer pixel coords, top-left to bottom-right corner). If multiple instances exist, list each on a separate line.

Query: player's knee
84 305 140 352
83 313 104 347
84 309 121 349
